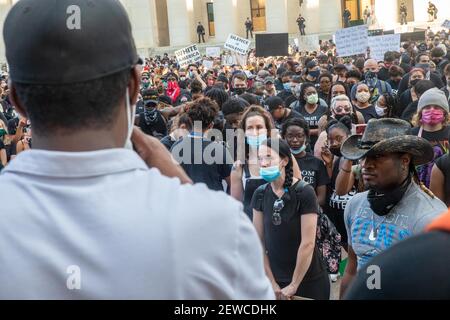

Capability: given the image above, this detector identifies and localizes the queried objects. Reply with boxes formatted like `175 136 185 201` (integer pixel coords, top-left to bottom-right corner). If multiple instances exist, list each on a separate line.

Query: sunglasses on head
272 199 285 226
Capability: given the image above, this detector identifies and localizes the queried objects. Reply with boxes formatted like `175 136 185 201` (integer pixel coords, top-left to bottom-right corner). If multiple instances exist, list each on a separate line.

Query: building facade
0 0 449 60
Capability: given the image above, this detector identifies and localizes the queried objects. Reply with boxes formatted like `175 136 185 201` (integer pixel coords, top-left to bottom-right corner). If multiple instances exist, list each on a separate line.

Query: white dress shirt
0 149 274 300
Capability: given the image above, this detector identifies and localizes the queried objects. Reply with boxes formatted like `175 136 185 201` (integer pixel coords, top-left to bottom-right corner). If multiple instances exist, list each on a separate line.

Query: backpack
293 181 342 274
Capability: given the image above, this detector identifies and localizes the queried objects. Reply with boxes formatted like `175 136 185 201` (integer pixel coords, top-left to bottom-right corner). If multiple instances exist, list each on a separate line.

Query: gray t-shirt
344 182 447 269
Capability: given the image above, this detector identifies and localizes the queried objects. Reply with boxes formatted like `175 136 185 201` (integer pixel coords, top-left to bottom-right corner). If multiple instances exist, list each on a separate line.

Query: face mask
283 83 291 90
233 87 246 95
375 104 386 117
290 144 306 155
306 93 319 105
367 176 411 216
260 165 282 183
124 88 137 149
421 109 445 125
0 128 6 137
356 92 371 103
180 76 186 81
365 71 378 87
309 70 321 79
410 79 421 87
334 114 350 121
329 146 342 158
246 134 267 147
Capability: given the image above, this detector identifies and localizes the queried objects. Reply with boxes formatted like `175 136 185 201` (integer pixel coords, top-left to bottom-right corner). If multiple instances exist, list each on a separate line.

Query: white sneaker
330 274 339 282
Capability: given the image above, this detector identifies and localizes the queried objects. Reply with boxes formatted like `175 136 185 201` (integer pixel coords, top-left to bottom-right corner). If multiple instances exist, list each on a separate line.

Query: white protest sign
221 52 248 67
335 25 368 57
293 38 299 47
202 60 214 69
368 34 401 61
224 34 251 55
175 44 202 68
206 47 221 58
297 34 320 52
442 20 450 29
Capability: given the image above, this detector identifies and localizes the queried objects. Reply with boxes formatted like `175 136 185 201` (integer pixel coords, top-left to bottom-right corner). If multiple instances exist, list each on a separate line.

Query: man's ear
128 66 141 106
8 81 27 119
401 153 412 168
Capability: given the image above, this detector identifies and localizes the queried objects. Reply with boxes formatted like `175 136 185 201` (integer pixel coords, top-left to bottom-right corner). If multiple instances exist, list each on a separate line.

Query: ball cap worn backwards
3 0 139 85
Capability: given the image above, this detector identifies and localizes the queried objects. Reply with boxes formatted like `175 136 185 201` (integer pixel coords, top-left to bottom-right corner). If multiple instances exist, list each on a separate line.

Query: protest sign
202 60 214 70
224 34 251 55
205 47 221 58
255 33 289 57
442 20 450 29
335 25 368 57
368 34 401 61
297 34 319 52
175 44 201 68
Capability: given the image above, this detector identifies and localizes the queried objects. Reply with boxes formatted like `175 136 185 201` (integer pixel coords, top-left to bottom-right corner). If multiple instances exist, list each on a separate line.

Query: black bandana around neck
367 176 412 216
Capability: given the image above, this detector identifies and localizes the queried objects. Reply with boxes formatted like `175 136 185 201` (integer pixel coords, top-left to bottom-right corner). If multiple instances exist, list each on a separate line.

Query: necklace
369 213 387 241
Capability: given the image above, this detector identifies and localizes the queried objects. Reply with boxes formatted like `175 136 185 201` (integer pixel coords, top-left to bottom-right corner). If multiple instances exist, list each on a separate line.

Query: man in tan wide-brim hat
339 118 447 298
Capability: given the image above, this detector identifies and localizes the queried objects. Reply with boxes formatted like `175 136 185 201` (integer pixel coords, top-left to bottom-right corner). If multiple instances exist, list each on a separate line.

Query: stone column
265 0 289 33
167 0 196 46
213 0 240 42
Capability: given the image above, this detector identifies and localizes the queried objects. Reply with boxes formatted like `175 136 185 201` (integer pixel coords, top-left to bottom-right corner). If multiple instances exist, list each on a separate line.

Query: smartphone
355 124 367 135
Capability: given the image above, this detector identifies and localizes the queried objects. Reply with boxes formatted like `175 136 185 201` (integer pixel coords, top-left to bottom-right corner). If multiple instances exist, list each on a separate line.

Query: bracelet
340 167 351 173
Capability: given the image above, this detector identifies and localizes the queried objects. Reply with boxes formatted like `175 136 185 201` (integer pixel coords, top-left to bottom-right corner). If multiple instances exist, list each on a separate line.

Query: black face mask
410 79 421 87
329 146 342 158
367 175 411 216
233 88 246 95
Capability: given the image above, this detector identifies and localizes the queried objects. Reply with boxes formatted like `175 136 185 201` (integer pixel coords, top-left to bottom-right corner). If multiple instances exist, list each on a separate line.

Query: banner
174 44 201 68
297 34 320 52
335 25 368 57
224 34 251 55
205 47 221 58
368 34 401 62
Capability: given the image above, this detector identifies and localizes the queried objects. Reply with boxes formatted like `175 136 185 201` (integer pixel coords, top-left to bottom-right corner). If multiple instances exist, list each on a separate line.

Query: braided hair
261 138 294 201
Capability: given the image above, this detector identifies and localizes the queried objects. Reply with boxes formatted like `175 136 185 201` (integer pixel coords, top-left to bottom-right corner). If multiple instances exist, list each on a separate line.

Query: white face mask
124 88 136 149
375 103 386 117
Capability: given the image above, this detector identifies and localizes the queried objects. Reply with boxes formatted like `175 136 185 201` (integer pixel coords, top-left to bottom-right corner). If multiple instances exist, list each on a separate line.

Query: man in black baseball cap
0 0 274 300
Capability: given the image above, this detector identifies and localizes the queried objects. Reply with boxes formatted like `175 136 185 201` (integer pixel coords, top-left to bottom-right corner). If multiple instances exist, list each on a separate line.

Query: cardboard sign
297 34 320 52
368 34 401 61
174 44 201 68
400 31 426 42
202 60 214 69
335 25 368 57
205 47 221 58
224 34 251 55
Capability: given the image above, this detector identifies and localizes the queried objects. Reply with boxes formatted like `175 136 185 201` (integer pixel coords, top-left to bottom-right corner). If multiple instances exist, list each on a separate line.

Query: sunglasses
272 199 284 226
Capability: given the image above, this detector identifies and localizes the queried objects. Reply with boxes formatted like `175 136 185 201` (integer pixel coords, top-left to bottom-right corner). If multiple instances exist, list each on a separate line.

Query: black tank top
243 164 266 220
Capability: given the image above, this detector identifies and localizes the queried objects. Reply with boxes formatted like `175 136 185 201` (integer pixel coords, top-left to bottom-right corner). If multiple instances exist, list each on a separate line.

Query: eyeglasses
272 199 285 226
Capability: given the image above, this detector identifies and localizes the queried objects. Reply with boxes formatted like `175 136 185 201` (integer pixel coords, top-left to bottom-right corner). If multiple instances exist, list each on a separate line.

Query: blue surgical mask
260 166 281 182
290 144 306 155
246 134 267 147
283 83 291 90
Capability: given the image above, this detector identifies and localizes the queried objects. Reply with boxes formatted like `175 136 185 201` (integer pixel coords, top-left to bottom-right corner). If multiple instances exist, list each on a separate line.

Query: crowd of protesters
1 0 450 300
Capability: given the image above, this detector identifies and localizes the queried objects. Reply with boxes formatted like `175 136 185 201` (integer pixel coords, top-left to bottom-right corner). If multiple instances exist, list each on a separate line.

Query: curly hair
187 97 219 132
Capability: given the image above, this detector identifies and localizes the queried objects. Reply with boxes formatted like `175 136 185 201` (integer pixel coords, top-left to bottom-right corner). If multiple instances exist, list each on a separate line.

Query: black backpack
293 181 342 274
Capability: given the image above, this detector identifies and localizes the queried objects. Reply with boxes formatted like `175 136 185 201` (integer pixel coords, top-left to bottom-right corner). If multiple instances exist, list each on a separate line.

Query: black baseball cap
142 89 160 105
265 96 285 112
4 0 139 85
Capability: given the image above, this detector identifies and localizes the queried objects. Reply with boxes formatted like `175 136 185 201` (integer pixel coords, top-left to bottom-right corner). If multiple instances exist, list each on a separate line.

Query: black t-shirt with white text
295 153 330 190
